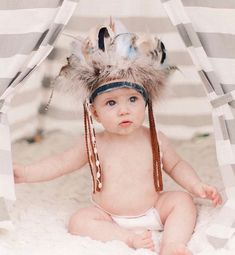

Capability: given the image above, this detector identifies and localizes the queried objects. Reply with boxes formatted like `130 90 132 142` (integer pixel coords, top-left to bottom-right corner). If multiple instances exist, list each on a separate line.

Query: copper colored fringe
148 101 163 192
83 103 102 193
83 104 96 193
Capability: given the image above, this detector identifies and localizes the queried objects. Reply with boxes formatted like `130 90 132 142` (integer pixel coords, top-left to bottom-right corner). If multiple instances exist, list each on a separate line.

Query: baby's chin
106 126 143 137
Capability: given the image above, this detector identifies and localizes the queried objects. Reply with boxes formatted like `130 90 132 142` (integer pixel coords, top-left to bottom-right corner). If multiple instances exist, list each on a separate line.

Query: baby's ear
90 105 100 122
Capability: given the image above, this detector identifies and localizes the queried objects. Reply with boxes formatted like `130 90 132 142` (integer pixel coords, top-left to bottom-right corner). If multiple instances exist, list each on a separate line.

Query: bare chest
93 134 157 215
99 141 153 181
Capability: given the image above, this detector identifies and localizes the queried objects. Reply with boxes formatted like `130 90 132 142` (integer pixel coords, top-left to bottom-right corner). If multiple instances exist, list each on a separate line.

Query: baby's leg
155 191 197 255
68 206 154 251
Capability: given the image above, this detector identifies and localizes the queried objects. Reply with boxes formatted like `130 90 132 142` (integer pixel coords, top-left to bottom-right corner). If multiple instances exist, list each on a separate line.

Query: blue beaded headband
89 81 148 103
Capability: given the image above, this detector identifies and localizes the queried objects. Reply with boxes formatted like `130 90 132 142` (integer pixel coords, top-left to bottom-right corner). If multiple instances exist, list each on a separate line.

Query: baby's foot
161 243 192 255
127 230 155 251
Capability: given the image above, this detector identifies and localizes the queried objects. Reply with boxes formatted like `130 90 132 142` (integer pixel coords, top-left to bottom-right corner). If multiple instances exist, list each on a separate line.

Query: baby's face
92 87 146 136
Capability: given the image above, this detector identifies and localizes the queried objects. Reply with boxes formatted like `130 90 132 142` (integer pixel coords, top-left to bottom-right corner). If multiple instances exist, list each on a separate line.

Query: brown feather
55 20 176 102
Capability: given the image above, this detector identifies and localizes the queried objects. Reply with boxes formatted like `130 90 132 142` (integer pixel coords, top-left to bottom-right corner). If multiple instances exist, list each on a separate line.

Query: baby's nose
118 104 130 115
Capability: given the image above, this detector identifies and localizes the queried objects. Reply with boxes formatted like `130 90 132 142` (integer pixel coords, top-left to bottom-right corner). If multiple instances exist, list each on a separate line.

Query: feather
113 33 138 59
55 19 176 102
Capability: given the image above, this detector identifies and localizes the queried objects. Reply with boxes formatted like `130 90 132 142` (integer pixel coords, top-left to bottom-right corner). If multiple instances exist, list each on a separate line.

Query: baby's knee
68 207 112 235
174 191 196 211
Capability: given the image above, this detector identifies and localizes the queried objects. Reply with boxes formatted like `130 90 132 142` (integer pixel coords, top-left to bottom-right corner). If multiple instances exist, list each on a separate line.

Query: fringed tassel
84 104 96 193
148 101 163 192
44 81 55 111
83 101 103 193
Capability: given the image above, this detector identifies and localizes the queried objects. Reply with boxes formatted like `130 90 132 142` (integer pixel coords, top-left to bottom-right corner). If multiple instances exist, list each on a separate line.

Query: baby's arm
159 132 222 206
14 135 88 183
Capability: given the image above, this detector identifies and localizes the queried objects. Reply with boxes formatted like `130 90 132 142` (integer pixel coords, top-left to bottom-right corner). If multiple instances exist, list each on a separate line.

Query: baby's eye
106 100 116 106
129 96 138 102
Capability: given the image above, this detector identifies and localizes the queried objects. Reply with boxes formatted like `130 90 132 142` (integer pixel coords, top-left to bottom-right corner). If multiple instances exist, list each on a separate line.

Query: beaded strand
84 101 102 192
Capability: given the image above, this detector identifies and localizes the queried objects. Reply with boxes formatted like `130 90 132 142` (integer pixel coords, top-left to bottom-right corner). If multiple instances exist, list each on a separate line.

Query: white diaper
91 199 163 232
111 208 163 232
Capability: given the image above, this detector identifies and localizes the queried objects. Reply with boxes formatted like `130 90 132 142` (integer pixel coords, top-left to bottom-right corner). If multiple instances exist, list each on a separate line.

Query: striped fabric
9 67 44 142
0 0 77 228
161 0 235 248
40 0 212 140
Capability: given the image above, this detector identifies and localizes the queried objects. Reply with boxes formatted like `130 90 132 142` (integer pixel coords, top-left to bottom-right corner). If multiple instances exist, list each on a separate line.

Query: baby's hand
193 182 222 206
13 164 27 183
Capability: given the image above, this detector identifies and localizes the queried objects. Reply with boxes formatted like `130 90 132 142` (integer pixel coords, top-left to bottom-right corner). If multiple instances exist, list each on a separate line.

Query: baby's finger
148 244 155 251
144 241 155 251
212 189 222 201
216 194 222 205
212 194 222 206
205 186 217 198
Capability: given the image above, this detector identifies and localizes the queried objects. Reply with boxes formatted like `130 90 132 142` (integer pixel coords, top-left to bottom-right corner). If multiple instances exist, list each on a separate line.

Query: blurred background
9 0 213 142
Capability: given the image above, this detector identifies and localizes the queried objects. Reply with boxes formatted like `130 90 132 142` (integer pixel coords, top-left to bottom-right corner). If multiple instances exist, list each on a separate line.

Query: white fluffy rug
2 131 235 255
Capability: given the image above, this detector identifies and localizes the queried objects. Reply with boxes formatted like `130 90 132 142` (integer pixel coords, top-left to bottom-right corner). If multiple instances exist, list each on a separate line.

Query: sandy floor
1 131 233 255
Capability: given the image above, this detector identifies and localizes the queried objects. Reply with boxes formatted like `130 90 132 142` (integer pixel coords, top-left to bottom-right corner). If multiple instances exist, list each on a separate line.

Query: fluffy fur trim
56 19 176 102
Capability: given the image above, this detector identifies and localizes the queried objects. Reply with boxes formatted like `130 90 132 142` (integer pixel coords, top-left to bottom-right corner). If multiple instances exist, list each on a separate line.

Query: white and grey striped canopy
1 1 235 247
0 0 77 228
161 0 235 248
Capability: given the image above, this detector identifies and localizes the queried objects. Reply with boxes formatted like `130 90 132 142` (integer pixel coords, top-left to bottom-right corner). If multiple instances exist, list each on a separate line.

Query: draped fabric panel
0 0 78 228
161 0 235 248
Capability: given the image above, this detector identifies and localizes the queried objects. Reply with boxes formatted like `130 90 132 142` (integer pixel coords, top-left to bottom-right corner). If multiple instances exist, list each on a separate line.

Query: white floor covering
1 131 234 255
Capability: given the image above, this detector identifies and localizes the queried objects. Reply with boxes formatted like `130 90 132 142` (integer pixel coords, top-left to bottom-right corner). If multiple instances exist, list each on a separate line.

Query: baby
14 21 221 255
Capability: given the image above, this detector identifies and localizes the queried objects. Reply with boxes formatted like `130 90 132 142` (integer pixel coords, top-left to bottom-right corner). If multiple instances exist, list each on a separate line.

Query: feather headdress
57 18 175 101
55 19 176 193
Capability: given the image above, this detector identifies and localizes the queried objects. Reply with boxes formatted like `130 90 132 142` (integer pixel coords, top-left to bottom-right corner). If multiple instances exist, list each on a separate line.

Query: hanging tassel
44 82 55 111
84 104 96 193
83 101 103 192
148 100 163 192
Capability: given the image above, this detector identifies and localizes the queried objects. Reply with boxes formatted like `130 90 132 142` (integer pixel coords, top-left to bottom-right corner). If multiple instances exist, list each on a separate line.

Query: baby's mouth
119 120 133 127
